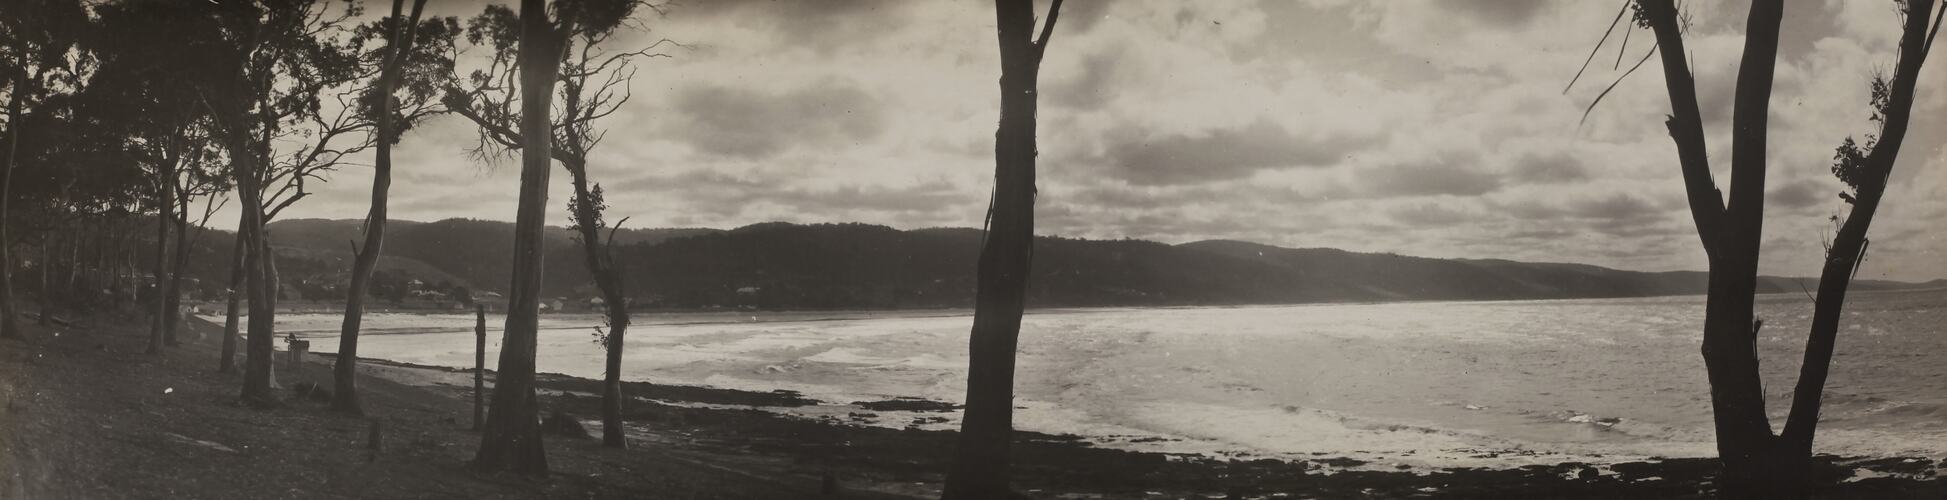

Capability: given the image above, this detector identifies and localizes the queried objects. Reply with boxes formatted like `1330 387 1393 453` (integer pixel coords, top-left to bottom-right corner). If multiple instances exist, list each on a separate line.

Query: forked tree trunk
1635 0 1940 496
473 0 560 477
943 1 1062 498
335 0 428 416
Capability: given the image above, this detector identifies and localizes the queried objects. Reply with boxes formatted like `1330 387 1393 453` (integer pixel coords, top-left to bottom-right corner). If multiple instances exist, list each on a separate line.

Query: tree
943 0 1064 498
1608 0 1942 495
0 0 88 339
470 0 562 476
332 0 458 415
199 0 369 407
446 0 673 450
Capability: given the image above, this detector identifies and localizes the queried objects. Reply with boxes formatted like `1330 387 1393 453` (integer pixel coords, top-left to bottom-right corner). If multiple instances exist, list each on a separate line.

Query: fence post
473 304 486 431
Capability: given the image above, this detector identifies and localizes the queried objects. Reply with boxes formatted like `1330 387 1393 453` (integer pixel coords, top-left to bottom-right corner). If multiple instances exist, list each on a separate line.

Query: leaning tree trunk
219 224 245 373
147 159 177 354
473 0 560 477
1775 0 1936 488
335 0 427 416
943 1 1062 498
564 159 631 449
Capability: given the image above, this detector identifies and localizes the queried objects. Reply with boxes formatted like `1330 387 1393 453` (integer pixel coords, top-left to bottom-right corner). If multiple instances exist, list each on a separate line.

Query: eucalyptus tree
444 0 674 449
332 0 459 415
0 0 88 339
1586 0 1943 495
87 0 226 353
198 0 369 406
944 0 1066 498
462 0 563 475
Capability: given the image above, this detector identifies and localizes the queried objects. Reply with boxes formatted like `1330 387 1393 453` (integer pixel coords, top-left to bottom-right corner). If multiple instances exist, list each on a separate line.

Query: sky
234 0 1947 281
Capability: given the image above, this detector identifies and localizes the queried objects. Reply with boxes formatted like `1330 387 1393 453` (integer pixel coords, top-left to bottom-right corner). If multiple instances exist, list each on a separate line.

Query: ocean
228 287 1947 469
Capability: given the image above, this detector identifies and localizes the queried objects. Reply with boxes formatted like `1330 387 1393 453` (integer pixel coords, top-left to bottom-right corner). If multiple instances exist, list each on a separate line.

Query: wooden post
288 339 310 376
473 304 485 430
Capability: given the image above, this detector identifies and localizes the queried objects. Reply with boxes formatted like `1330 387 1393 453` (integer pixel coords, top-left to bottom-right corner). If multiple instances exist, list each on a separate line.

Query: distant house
735 286 761 296
472 291 508 311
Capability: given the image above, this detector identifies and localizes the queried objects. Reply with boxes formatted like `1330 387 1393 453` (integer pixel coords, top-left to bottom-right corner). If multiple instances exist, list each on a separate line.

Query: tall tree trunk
229 128 278 406
474 0 559 476
164 193 191 346
943 1 1062 498
219 222 244 373
335 0 428 415
37 236 50 326
147 160 176 354
0 79 24 340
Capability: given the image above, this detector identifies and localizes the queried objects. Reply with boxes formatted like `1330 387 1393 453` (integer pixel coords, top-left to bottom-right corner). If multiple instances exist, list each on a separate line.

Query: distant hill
155 218 1930 309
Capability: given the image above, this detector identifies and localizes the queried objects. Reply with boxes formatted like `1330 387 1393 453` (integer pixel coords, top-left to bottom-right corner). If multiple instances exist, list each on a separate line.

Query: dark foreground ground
1 315 1942 499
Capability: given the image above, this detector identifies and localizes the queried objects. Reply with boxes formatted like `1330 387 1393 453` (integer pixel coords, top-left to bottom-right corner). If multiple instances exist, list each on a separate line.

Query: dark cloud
1094 119 1371 186
1057 0 1114 33
1048 48 1123 111
1768 179 1832 210
1389 201 1477 227
1360 158 1501 197
1433 0 1549 29
1496 193 1670 225
670 0 910 54
1509 151 1588 184
668 80 885 160
615 170 972 218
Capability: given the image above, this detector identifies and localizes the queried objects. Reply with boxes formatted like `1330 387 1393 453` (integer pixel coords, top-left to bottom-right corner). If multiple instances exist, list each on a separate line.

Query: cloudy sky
245 0 1947 281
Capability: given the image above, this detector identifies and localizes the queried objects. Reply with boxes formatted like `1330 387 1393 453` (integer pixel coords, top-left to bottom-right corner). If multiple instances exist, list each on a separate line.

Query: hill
153 219 1931 309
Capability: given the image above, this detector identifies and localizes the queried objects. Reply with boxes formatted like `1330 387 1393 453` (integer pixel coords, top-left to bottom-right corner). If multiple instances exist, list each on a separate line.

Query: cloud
1048 47 1125 111
1768 178 1833 211
670 0 912 54
667 79 886 160
1092 118 1371 186
1431 0 1550 29
1510 151 1589 184
1359 158 1502 197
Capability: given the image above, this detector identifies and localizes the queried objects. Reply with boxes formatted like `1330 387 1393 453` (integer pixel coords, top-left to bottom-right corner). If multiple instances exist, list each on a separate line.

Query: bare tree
470 0 563 476
943 0 1065 498
1592 0 1944 495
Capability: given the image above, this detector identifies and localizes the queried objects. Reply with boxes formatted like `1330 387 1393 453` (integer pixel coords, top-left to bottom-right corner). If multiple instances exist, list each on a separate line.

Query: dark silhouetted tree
943 0 1065 498
1588 0 1943 496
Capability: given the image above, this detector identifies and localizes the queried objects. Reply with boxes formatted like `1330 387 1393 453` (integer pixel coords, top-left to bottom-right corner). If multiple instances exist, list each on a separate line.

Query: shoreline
195 286 1947 319
327 352 1947 498
7 315 1940 497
